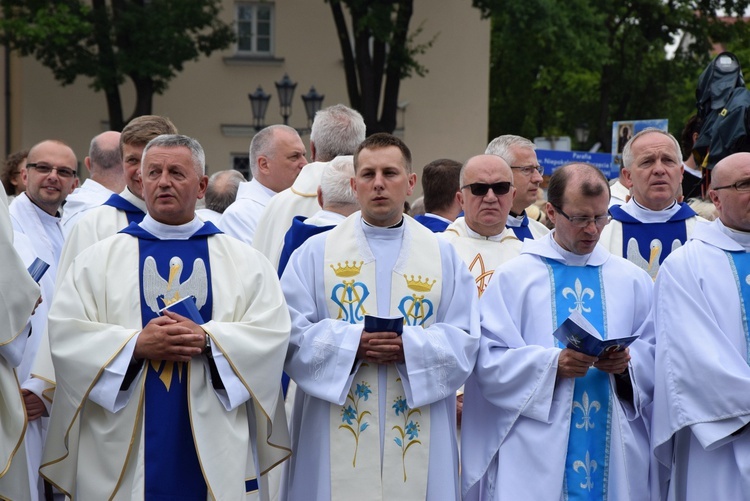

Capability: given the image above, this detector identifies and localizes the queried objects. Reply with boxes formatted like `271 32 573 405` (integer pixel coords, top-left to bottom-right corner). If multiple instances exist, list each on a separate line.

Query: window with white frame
236 3 274 56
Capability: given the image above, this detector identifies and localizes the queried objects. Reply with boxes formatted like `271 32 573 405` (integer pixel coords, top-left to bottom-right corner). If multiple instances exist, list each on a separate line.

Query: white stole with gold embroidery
324 215 442 500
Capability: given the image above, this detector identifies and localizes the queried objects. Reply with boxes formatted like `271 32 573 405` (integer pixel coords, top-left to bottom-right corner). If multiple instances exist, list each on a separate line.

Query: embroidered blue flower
341 405 356 425
355 382 372 401
360 422 369 432
392 397 408 416
405 420 419 440
394 437 403 447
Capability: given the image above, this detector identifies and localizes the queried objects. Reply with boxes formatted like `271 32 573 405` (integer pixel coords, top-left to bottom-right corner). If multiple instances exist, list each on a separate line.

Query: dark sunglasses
460 181 512 196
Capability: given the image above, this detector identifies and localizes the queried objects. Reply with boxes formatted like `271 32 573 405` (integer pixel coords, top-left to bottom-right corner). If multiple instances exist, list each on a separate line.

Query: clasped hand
133 310 206 362
357 330 404 364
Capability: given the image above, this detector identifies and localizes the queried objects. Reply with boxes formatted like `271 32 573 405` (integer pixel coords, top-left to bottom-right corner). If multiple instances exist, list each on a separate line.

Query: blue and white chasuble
545 259 611 501
609 203 696 279
120 221 220 500
104 193 146 225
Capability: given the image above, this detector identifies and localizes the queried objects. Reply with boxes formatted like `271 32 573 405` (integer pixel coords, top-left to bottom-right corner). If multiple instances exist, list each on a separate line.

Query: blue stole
545 259 611 500
726 251 750 363
278 216 335 277
610 203 696 266
507 213 533 241
103 193 145 225
120 221 220 500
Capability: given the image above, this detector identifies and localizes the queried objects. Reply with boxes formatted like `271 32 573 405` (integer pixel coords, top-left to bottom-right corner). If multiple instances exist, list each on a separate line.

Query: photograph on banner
611 119 668 172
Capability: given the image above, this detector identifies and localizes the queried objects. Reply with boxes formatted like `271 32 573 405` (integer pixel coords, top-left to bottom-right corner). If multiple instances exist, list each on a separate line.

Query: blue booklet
552 310 638 357
158 295 204 324
27 257 49 283
364 314 404 335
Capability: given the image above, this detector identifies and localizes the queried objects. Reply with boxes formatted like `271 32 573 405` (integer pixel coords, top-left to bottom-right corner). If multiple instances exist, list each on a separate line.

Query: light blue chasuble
545 259 611 501
726 251 750 362
121 221 221 500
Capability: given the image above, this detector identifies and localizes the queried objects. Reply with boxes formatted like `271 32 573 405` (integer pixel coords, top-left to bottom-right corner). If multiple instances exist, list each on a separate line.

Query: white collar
140 214 204 240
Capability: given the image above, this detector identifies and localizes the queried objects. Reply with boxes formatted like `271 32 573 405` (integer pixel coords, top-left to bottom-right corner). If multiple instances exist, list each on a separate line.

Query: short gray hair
142 134 205 176
485 135 535 165
310 105 366 162
320 155 358 207
204 170 244 213
248 124 299 178
622 128 681 170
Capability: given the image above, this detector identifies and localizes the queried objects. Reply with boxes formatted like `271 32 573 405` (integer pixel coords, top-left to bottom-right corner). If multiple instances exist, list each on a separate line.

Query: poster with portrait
611 119 668 173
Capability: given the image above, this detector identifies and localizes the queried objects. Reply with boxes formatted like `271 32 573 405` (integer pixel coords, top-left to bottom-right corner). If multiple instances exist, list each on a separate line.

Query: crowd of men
0 104 749 501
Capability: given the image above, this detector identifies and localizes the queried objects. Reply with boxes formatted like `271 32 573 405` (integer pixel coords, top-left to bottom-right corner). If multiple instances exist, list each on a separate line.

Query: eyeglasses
712 178 750 192
461 181 512 196
510 165 544 177
552 204 611 228
26 163 77 179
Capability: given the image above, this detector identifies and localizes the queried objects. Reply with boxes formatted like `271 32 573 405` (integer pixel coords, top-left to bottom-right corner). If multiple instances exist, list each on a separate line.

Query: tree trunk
92 0 124 130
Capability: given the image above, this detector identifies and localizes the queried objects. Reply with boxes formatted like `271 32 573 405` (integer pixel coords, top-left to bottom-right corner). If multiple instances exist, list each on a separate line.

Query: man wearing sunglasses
8 139 78 500
652 152 750 500
600 128 704 280
462 163 654 500
485 135 550 241
443 155 522 297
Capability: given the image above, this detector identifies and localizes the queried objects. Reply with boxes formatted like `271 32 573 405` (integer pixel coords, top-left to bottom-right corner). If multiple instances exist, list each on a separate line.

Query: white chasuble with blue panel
726 251 750 363
609 203 696 279
121 221 220 500
545 259 611 501
323 216 441 501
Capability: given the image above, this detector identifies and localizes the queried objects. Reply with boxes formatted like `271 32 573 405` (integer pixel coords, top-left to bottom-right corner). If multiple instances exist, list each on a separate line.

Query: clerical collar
465 221 506 241
362 216 404 229
509 210 524 219
621 197 680 223
549 230 592 266
717 219 750 252
360 215 404 241
140 214 204 240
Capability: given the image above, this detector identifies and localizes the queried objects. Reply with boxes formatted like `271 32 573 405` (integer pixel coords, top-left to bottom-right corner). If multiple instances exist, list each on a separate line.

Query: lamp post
248 86 271 131
248 76 324 133
275 74 297 125
301 86 325 129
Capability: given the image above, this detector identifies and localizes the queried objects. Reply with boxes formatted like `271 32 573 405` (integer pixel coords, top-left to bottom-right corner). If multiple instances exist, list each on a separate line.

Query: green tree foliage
327 0 435 134
474 0 750 151
0 0 235 130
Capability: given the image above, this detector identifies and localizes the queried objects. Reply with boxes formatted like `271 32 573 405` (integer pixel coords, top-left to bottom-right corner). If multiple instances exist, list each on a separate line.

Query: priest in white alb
442 154 522 297
652 152 750 500
462 163 655 500
58 115 177 277
0 189 40 500
280 134 479 500
41 135 291 500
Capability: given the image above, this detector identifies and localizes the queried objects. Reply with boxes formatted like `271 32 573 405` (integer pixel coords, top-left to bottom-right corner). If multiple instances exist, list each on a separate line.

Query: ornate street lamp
248 86 271 131
301 86 325 129
275 74 297 125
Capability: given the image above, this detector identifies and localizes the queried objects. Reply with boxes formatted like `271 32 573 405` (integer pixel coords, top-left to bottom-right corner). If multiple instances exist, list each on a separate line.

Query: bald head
458 154 516 236
87 131 124 192
709 152 750 231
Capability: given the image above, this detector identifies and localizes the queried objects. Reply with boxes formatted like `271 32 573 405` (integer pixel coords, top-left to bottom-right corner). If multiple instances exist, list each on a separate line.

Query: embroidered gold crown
405 274 436 292
330 260 364 277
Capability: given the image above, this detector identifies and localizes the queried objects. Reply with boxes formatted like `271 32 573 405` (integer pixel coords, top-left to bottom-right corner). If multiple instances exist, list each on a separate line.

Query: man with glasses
600 128 703 280
443 155 522 297
485 135 550 241
8 139 78 500
652 152 750 500
462 163 654 500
